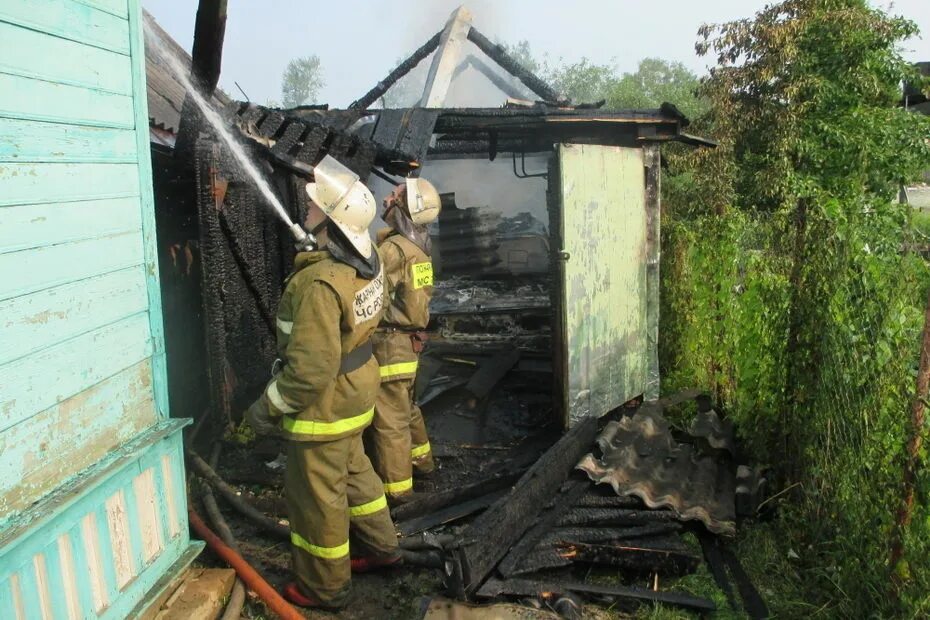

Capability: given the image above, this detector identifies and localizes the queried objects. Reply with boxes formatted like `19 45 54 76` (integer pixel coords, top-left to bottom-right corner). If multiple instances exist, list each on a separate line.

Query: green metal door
558 143 648 426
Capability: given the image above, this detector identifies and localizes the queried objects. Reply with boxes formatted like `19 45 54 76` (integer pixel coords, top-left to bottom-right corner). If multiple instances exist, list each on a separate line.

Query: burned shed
186 6 714 435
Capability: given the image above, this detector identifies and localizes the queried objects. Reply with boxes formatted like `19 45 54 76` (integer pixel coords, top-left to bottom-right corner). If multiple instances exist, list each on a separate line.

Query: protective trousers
370 374 435 497
285 433 398 606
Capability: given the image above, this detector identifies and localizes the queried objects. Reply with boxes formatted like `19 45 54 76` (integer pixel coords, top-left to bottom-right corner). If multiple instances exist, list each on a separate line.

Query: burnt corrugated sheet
576 409 737 536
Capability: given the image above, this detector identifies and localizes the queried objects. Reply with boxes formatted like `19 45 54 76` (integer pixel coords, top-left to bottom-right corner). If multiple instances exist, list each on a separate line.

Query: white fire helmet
306 156 376 258
404 177 442 225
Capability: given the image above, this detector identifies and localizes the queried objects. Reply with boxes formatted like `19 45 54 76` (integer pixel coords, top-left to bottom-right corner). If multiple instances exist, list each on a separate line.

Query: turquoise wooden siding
0 0 197 616
0 0 167 523
558 144 648 426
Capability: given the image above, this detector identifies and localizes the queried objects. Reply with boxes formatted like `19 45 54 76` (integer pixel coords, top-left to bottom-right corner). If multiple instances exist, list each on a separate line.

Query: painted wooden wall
0 1 199 617
0 0 167 524
558 144 649 426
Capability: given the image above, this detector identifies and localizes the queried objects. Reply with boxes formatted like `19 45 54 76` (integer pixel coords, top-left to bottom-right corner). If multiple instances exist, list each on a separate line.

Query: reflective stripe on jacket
267 249 387 441
373 231 432 382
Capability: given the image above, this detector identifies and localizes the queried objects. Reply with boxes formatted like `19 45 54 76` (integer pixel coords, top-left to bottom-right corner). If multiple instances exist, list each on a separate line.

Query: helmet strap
309 219 329 237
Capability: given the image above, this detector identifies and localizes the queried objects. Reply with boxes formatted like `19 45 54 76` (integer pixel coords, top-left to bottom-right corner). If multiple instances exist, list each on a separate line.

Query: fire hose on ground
188 507 304 620
202 442 247 620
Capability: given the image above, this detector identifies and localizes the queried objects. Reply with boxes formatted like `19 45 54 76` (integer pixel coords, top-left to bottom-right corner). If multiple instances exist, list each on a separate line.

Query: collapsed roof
222 5 713 169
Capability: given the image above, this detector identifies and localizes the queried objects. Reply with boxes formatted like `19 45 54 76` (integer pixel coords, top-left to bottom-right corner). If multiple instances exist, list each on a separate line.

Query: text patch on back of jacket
411 262 433 289
354 268 385 324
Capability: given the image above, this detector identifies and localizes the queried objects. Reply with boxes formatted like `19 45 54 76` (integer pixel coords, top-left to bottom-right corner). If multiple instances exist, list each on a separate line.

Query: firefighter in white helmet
366 177 442 502
245 156 399 610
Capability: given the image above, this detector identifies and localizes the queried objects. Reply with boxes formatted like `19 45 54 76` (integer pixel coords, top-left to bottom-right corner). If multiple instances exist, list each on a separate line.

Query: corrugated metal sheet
558 144 648 426
576 408 736 535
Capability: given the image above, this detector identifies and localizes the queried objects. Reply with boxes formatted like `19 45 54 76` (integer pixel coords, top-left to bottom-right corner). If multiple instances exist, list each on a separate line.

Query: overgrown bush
659 0 930 615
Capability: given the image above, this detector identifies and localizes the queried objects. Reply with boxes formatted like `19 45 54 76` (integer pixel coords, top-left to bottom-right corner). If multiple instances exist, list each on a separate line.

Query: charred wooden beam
556 507 677 528
497 479 590 578
396 488 509 537
476 577 716 613
466 28 566 105
575 494 643 509
190 0 227 93
391 469 525 522
176 0 227 154
348 30 444 111
557 541 700 575
540 522 682 546
444 415 599 597
510 534 693 576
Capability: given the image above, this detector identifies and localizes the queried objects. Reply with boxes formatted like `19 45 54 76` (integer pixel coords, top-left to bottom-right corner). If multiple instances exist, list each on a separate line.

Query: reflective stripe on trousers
379 360 418 379
410 441 431 459
383 477 413 495
291 531 349 560
348 495 388 517
283 407 375 436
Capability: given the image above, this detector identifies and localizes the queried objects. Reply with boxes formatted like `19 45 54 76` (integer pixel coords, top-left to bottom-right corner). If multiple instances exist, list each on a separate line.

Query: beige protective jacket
264 250 386 441
373 230 433 382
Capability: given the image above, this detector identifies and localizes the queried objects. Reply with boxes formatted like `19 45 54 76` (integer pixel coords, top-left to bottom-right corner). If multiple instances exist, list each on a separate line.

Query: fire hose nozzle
289 223 315 251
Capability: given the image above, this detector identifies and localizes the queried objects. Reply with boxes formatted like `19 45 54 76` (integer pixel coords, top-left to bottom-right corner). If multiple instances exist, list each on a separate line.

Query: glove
244 395 280 437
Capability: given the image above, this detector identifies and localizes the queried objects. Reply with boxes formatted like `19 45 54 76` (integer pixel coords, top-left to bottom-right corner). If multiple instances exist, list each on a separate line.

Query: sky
144 0 930 108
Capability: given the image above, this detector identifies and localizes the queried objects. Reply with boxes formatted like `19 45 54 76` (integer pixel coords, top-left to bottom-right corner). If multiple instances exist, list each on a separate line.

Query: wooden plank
0 197 142 255
643 144 661 401
397 489 508 537
497 479 589 578
447 416 599 596
56 534 84 620
0 231 144 301
141 568 235 620
0 162 140 206
133 467 164 564
392 469 525 522
0 368 155 519
419 6 473 107
0 118 137 163
105 490 135 589
0 21 131 95
129 1 170 419
74 0 128 19
0 0 130 55
0 313 153 434
0 73 134 129
0 267 149 365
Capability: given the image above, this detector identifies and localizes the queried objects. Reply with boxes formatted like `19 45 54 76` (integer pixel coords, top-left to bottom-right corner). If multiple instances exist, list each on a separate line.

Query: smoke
382 2 531 109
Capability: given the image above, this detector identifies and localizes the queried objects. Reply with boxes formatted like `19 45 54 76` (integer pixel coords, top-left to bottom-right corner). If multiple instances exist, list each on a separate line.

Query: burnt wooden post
175 0 228 155
644 144 661 401
444 415 598 597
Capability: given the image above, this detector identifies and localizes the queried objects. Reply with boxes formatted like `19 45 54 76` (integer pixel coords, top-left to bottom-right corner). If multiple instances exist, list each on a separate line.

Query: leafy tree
607 58 708 119
660 0 930 614
281 55 324 107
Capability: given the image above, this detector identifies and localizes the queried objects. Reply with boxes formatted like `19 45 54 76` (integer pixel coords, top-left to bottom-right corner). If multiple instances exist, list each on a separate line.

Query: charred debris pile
191 386 769 618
